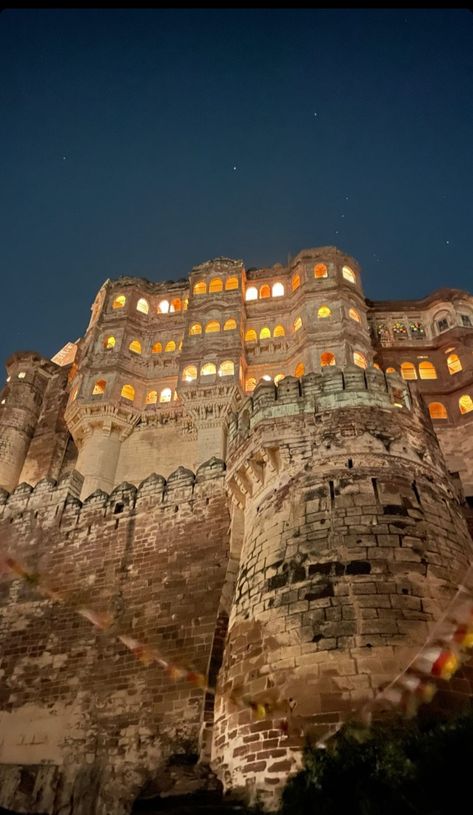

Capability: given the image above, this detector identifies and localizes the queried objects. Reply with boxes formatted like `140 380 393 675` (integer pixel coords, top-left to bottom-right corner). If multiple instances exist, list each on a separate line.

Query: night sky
1 9 472 362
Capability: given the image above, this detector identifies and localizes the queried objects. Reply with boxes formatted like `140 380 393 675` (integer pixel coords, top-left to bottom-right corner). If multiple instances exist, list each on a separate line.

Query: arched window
295 362 305 377
158 300 170 314
183 298 188 311
136 298 149 314
189 323 202 336
182 365 197 382
152 341 163 353
386 367 396 374
205 320 221 333
401 362 417 380
349 307 361 322
459 394 473 415
272 282 285 297
260 326 271 340
245 377 257 392
219 360 234 377
201 362 217 376
274 373 285 384
273 325 285 337
314 263 328 279
447 353 462 375
121 384 135 401
224 318 237 331
419 361 437 380
170 298 182 313
260 284 271 299
129 339 142 355
92 379 106 395
104 336 116 350
292 274 300 291
318 305 331 318
320 352 336 367
146 390 157 405
429 402 448 420
293 316 302 332
245 287 258 301
245 329 257 342
193 281 207 295
165 340 176 352
225 277 239 290
353 351 367 369
209 278 223 293
112 294 126 309
160 387 172 403
342 266 356 284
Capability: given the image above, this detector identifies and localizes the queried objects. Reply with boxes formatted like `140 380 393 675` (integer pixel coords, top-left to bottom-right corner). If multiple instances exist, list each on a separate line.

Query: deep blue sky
1 9 472 361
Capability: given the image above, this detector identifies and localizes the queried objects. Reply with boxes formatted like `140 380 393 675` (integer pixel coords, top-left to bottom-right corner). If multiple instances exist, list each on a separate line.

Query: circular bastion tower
212 366 473 806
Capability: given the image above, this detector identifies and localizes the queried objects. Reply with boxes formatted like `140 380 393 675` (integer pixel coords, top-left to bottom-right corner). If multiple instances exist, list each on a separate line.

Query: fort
0 245 472 814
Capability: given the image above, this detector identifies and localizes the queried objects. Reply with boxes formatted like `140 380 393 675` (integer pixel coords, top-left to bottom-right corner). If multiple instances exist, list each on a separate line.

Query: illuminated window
342 266 355 284
136 298 149 315
260 326 271 340
245 329 257 342
218 360 234 377
260 284 271 299
320 352 336 367
225 277 239 290
112 294 126 309
353 351 367 369
183 298 188 311
205 320 221 333
201 362 217 376
224 318 237 331
459 394 473 414
92 379 106 395
146 390 157 405
293 316 302 332
295 362 305 377
158 300 170 314
318 305 331 318
262 374 272 382
373 363 381 370
121 384 135 401
447 353 462 375
189 323 202 336
152 341 163 353
178 339 183 350
182 365 197 382
165 340 176 352
314 263 328 279
410 321 425 339
386 367 396 374
401 362 417 380
429 402 448 420
272 282 284 297
209 278 223 293
273 324 285 337
170 298 182 313
245 377 257 392
245 287 258 301
274 373 285 384
160 387 172 403
17 372 26 379
129 339 142 355
349 308 360 323
193 281 207 295
104 336 116 350
292 274 300 291
392 321 408 339
419 361 437 380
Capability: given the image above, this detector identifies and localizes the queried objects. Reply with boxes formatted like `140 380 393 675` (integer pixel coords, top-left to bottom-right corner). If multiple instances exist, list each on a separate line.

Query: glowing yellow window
129 339 142 354
205 320 220 333
18 372 26 379
189 323 202 336
459 394 473 414
183 298 188 311
245 377 257 392
419 361 437 380
386 367 396 374
274 373 285 384
182 365 197 382
165 341 176 352
273 325 285 337
92 379 106 395
193 281 207 295
314 263 328 279
245 329 257 342
245 287 258 302
292 274 300 291
349 308 360 322
219 360 234 377
318 306 331 319
158 300 170 314
146 390 157 405
272 282 284 297
136 298 149 314
429 402 448 420
401 362 417 380
104 336 116 350
321 352 336 367
260 284 271 299
373 363 381 370
353 351 367 369
121 384 135 401
225 277 239 290
342 266 356 284
260 326 271 340
112 294 126 309
224 318 237 331
209 278 223 293
447 353 462 375
170 298 182 312
152 341 163 353
201 362 217 376
160 387 172 403
295 362 305 377
293 317 302 332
